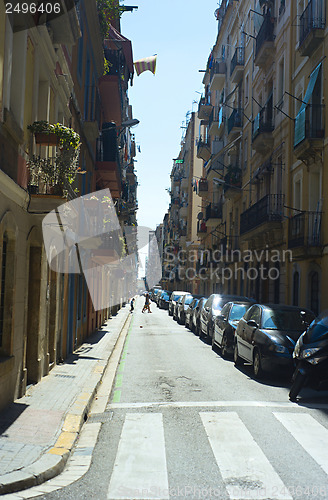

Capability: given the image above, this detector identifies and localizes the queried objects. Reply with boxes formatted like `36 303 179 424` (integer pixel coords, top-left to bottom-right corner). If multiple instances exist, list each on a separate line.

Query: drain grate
55 374 76 379
88 411 114 423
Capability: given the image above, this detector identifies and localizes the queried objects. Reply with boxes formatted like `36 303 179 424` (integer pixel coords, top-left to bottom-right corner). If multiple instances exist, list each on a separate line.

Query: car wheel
253 349 263 379
221 332 228 359
169 309 173 316
233 341 244 366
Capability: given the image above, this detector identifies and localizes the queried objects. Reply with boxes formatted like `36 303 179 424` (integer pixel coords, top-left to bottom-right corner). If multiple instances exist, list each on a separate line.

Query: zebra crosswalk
106 408 328 500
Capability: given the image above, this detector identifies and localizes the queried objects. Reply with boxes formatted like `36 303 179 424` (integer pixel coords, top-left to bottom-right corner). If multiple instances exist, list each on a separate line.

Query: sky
121 0 219 231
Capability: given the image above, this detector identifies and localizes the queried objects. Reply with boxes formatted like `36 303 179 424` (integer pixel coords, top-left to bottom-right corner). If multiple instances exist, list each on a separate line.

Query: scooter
289 311 328 402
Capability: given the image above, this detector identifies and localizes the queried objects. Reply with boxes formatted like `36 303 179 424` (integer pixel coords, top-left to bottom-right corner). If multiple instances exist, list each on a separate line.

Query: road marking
112 390 121 403
274 412 328 474
201 412 292 500
107 413 169 499
107 400 328 410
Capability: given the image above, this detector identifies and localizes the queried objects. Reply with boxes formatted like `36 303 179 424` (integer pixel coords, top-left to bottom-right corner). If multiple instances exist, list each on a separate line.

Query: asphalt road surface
34 297 328 500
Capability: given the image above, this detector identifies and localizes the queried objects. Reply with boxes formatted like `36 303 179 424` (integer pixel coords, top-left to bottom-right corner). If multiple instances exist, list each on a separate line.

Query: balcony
299 0 325 56
288 211 322 257
209 107 221 136
254 14 275 68
99 74 122 124
209 60 226 92
198 96 213 120
252 106 274 153
230 47 245 83
205 202 223 227
96 125 121 199
294 105 324 162
196 136 211 161
240 194 284 236
224 166 242 198
227 108 243 138
198 178 208 196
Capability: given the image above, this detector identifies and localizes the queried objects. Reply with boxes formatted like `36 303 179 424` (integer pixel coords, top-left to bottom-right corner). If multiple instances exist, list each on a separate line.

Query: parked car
200 294 252 341
150 287 161 301
234 304 315 378
213 301 254 358
173 295 186 321
152 288 162 302
176 294 195 324
185 297 202 330
168 291 190 316
158 290 172 310
192 297 208 335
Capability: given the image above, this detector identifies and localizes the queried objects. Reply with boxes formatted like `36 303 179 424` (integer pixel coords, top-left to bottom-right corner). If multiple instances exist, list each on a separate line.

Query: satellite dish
197 212 204 220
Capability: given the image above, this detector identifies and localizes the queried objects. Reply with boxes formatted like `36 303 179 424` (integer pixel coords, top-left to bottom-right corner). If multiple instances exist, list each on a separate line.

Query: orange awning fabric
104 25 134 82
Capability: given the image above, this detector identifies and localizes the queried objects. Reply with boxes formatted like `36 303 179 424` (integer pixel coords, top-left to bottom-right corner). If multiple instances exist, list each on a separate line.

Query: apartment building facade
0 0 138 411
163 0 326 315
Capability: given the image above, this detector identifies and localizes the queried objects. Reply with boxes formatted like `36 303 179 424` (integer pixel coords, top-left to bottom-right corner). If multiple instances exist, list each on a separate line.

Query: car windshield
230 304 249 321
213 296 223 311
185 296 193 305
173 294 183 302
261 308 312 331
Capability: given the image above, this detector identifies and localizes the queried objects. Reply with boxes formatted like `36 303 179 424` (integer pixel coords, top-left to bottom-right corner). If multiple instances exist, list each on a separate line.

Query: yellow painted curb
47 447 70 456
62 414 81 433
54 431 77 450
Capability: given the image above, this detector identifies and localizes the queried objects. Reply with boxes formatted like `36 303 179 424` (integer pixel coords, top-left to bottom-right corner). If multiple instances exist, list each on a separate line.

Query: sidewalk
0 305 131 495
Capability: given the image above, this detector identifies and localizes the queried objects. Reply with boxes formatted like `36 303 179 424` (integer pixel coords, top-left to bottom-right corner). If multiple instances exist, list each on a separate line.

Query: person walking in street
130 297 135 313
142 292 152 313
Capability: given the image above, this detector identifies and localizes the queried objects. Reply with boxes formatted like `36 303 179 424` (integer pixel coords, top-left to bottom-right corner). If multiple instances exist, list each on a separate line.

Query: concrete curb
0 309 131 496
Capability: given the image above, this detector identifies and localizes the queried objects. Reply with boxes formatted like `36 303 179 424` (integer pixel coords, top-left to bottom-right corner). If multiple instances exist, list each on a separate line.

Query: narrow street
29 297 328 500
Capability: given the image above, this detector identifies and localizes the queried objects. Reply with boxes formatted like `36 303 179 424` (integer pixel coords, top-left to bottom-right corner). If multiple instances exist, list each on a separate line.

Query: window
246 306 261 324
0 234 8 347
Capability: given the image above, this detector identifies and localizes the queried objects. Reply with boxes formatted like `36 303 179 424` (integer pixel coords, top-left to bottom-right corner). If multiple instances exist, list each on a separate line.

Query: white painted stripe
201 412 292 500
107 400 328 410
107 413 169 499
274 412 328 474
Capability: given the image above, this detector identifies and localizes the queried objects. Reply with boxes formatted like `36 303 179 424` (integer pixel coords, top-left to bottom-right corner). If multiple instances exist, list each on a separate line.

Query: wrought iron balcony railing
230 47 245 76
299 0 325 47
240 194 284 235
255 13 275 59
205 202 223 221
227 108 243 135
288 211 322 248
252 106 274 141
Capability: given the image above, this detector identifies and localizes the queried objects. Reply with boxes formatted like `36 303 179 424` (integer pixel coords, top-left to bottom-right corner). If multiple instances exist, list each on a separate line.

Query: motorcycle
289 311 328 402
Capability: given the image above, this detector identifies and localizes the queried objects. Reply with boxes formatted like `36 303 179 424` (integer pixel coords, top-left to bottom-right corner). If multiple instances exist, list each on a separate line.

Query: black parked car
158 290 172 310
176 294 203 325
213 301 254 358
234 304 315 378
185 297 202 330
168 291 190 316
200 294 252 341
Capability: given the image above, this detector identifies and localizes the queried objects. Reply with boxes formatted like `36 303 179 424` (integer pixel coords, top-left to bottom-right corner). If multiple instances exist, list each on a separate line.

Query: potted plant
27 122 81 196
27 121 59 145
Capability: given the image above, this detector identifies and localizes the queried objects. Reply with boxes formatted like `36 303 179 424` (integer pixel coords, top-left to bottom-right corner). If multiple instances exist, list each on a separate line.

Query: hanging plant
97 0 125 39
27 121 81 196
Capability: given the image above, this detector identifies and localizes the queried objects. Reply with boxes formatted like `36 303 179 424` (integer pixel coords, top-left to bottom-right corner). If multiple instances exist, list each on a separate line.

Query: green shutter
294 63 322 147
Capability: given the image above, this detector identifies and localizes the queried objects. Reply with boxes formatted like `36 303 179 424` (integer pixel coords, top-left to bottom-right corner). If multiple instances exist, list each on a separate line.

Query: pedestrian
142 292 152 313
130 297 135 312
